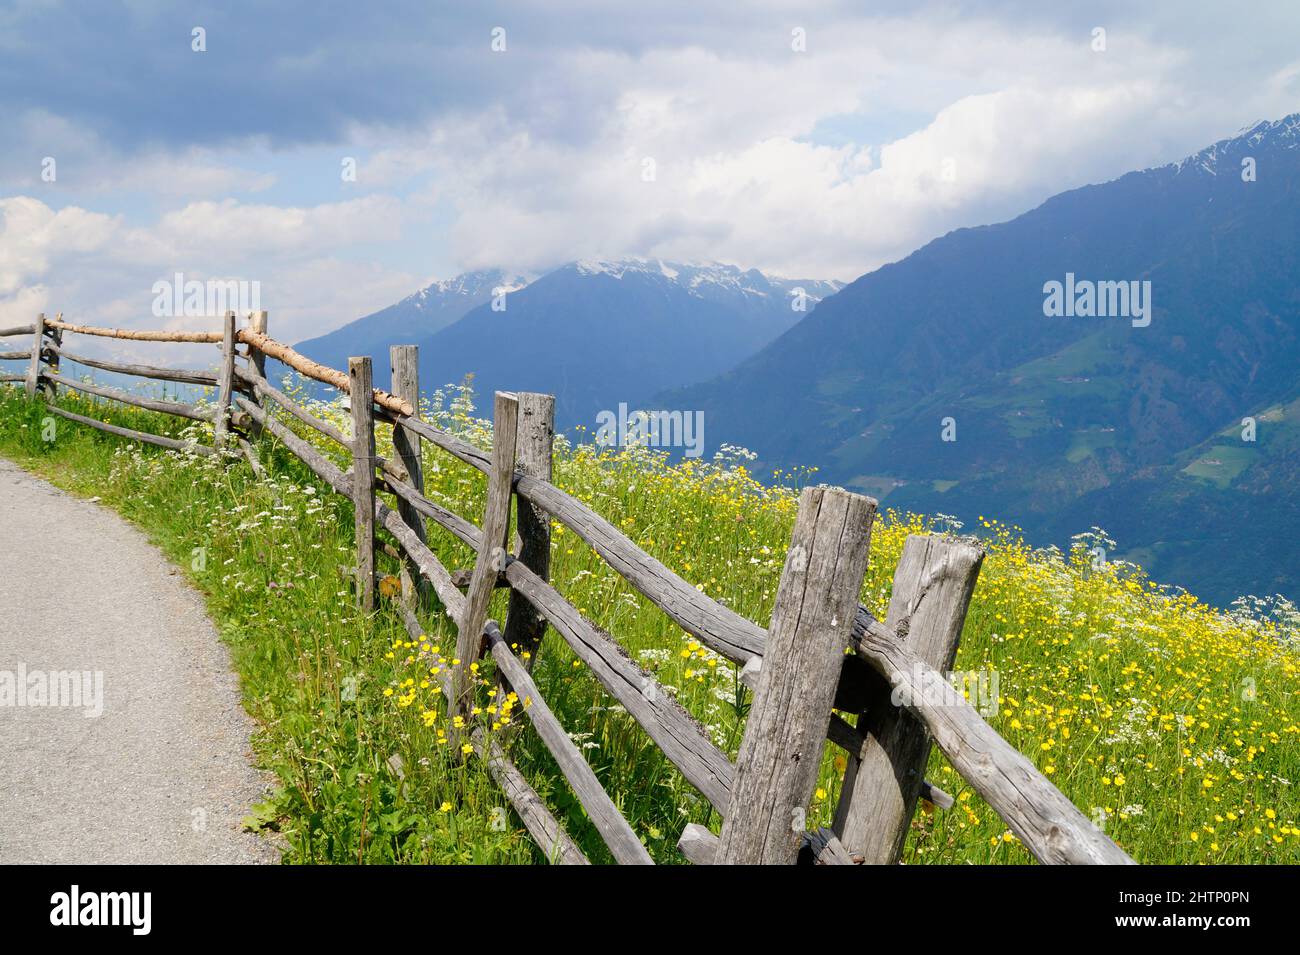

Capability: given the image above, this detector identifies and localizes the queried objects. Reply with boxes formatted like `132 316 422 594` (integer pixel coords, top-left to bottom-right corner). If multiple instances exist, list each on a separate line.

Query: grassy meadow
1 378 1297 865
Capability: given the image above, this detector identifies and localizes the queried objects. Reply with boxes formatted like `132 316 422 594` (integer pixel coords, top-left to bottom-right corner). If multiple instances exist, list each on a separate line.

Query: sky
3 0 1300 348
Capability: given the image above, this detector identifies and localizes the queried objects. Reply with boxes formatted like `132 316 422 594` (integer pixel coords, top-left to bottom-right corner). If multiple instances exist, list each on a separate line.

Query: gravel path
0 458 278 864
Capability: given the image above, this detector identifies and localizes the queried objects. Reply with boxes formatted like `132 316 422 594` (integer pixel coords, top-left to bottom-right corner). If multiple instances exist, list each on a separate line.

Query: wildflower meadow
1 380 1295 864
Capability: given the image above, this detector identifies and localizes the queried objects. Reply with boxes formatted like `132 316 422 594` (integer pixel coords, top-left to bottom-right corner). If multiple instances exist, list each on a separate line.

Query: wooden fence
0 311 1136 865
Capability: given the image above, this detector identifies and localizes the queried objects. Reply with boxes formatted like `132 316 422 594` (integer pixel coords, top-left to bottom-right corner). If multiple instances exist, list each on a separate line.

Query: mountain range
669 114 1300 606
292 115 1300 606
292 269 530 374
295 259 840 426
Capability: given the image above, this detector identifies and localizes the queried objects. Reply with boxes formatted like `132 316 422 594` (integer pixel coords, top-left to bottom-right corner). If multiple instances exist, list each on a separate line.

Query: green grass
2 380 1298 865
846 473 907 500
1182 444 1256 487
0 387 536 863
1066 428 1119 464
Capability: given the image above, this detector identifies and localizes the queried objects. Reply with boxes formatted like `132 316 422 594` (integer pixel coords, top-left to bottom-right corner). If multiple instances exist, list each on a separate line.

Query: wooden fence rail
0 311 1136 866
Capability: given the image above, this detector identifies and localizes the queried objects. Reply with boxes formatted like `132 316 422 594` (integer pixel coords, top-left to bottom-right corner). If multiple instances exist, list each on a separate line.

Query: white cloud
4 2 1300 346
0 109 277 198
0 198 120 294
0 194 417 354
352 12 1300 279
152 195 406 259
0 283 49 329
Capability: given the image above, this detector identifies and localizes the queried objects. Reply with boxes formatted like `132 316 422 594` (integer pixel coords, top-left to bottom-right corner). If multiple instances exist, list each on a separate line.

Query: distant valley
669 115 1300 607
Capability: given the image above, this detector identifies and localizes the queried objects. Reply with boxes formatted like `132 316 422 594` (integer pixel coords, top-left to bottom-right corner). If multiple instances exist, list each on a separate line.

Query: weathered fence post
389 345 428 605
502 392 555 668
213 310 236 448
831 534 984 862
239 310 269 452
248 310 269 385
25 312 46 398
349 356 377 612
42 324 62 400
716 485 877 864
452 392 519 733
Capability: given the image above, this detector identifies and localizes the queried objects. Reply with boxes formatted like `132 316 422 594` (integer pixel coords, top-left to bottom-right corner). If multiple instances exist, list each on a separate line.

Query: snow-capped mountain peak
1168 111 1300 177
414 268 534 304
567 257 841 303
